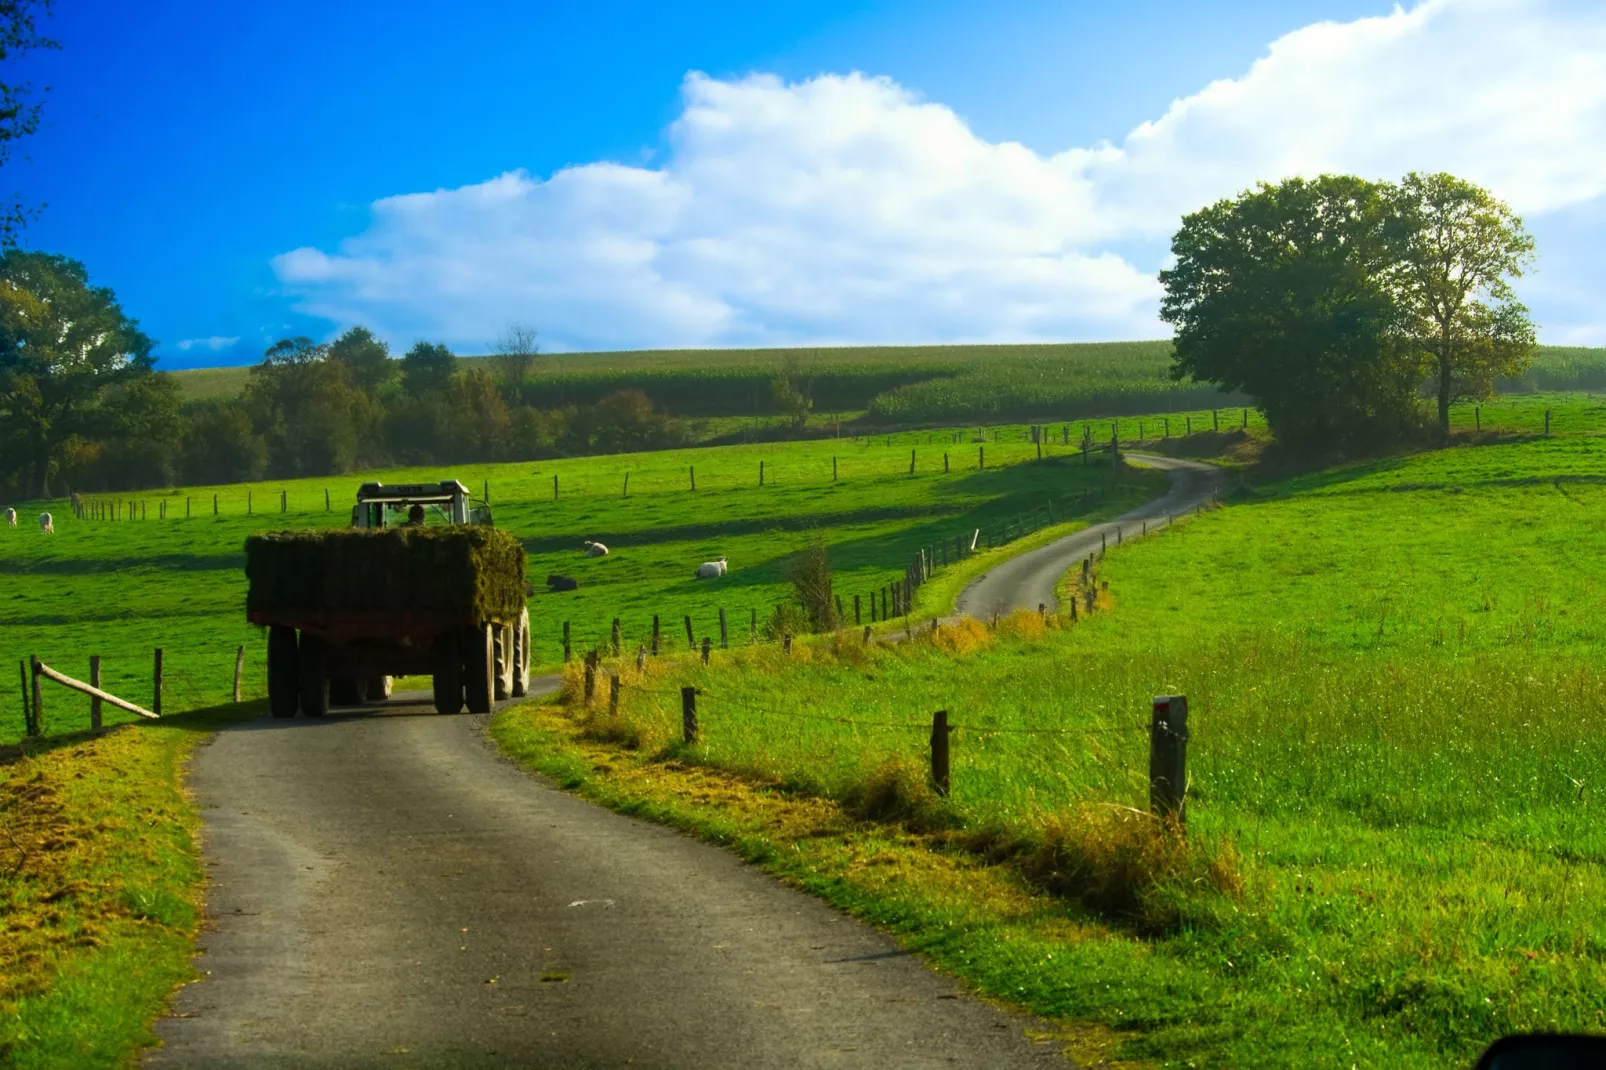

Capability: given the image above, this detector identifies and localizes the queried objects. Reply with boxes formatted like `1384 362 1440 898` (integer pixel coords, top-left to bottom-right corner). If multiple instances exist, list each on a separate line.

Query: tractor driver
403 504 426 527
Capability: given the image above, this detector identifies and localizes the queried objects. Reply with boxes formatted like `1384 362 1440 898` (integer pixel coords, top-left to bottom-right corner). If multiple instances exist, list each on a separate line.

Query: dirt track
148 455 1225 1068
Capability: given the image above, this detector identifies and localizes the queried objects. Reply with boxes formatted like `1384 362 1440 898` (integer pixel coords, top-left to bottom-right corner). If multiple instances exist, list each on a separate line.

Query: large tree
491 323 538 403
1391 172 1536 433
402 341 457 396
327 325 395 395
1161 176 1423 447
0 250 157 496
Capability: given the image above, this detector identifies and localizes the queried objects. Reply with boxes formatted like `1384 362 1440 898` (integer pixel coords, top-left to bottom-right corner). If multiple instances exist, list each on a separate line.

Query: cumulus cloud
175 336 241 352
274 0 1606 350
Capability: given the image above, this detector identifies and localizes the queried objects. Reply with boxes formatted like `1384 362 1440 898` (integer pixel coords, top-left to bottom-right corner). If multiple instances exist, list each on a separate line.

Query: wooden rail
33 657 159 720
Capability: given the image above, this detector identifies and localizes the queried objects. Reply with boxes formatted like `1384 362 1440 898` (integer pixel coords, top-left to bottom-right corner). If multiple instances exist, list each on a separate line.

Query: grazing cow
38 512 53 534
546 573 579 592
694 556 728 580
583 540 609 557
3 507 14 528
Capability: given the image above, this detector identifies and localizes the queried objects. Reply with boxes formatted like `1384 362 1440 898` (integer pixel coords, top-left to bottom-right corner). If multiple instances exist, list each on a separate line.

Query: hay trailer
248 479 531 718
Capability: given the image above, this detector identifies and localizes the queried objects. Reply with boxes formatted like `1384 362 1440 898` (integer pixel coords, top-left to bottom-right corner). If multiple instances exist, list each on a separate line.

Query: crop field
169 341 1606 425
2 417 1207 745
560 426 1606 1066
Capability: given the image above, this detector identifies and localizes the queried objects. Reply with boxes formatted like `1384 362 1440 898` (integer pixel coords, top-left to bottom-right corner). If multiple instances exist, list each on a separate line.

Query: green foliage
401 340 457 396
327 326 395 395
246 338 380 477
1163 175 1426 447
0 250 159 497
0 0 56 242
1393 172 1538 430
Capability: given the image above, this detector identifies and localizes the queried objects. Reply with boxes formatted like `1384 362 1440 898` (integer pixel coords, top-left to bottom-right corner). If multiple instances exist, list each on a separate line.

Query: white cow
583 540 609 557
3 507 14 528
38 512 53 534
695 556 728 579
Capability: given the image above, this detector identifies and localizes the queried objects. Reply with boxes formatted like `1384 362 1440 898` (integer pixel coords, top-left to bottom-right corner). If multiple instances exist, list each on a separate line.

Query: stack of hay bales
246 527 526 622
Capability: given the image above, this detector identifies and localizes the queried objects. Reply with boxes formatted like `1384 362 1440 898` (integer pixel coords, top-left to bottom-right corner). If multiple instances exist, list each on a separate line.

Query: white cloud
175 336 240 352
275 0 1606 350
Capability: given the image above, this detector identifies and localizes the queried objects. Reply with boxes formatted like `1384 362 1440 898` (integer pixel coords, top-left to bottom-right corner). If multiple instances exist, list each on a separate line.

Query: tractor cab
350 480 493 529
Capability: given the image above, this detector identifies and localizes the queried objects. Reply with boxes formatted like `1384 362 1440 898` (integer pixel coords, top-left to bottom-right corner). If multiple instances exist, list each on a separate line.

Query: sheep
546 573 579 592
583 540 609 557
694 556 728 580
4 507 14 528
38 512 53 534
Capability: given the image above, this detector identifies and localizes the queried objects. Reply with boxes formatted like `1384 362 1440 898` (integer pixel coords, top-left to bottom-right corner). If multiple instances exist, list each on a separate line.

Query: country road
147 455 1225 1068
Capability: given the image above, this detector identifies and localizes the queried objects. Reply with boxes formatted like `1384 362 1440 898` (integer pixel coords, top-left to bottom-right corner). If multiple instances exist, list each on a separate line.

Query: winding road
147 455 1225 1069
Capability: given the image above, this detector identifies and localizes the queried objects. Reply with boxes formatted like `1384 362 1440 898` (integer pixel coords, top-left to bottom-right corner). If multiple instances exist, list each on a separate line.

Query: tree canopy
1161 172 1536 446
0 250 158 496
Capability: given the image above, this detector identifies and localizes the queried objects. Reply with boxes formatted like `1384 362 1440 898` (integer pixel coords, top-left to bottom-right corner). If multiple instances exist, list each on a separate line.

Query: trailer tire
268 626 299 718
464 624 495 714
493 623 514 701
511 608 531 698
432 633 463 715
298 633 329 718
366 675 393 701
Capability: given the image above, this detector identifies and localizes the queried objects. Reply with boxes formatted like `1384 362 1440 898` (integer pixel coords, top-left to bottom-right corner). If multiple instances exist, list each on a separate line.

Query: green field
564 426 1606 1066
168 341 1606 426
3 416 1211 744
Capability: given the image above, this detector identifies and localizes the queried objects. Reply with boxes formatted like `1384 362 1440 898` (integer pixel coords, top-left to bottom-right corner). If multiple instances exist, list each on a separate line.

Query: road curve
148 688 1066 1068
953 454 1228 621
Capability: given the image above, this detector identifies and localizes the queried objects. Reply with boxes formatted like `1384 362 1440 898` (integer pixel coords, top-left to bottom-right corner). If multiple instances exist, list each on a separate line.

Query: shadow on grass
0 699 265 766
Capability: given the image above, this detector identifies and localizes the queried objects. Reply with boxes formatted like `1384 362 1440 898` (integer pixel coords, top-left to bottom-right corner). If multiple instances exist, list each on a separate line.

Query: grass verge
0 701 257 1065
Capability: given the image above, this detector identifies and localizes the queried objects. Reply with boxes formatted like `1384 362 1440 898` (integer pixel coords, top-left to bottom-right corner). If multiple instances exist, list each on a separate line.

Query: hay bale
246 527 526 622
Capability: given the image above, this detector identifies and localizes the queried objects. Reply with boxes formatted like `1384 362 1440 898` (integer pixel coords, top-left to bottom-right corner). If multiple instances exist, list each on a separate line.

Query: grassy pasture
550 430 1606 1066
2 418 1203 745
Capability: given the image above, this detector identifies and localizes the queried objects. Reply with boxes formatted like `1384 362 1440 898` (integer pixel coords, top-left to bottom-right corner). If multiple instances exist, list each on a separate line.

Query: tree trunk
1437 352 1452 435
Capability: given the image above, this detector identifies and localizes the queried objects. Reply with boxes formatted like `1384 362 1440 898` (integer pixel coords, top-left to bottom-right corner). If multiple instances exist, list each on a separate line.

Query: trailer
247 480 530 717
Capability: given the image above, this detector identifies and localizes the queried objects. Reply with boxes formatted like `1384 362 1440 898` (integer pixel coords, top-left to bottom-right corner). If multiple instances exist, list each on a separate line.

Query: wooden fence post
280 490 286 513
1242 408 1249 429
1150 695 1190 822
759 460 765 486
622 472 630 497
650 615 660 656
611 618 622 656
20 658 35 737
690 466 695 491
750 608 757 644
153 648 163 716
854 594 862 625
681 687 698 745
232 646 244 703
1475 406 1481 431
325 488 331 511
1213 409 1219 431
583 650 598 703
553 474 559 499
1185 416 1192 435
832 456 837 482
609 674 620 716
28 656 44 737
719 608 729 649
563 620 572 662
978 445 984 470
248 491 252 514
930 710 951 796
834 594 844 624
90 655 103 730
701 638 711 665
683 615 695 649
909 449 916 474
1545 409 1552 436
213 494 218 516
636 646 647 672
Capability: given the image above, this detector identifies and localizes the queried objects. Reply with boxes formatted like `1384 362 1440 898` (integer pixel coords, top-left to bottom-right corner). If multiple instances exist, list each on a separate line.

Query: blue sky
12 0 1604 368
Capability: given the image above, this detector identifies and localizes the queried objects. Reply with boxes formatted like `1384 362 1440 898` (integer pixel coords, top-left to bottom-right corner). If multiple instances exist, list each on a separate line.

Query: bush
786 542 836 632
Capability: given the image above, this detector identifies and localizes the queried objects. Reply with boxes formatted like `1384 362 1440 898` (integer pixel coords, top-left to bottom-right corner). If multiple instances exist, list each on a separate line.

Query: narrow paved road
149 688 1067 1068
954 454 1228 620
149 455 1226 1068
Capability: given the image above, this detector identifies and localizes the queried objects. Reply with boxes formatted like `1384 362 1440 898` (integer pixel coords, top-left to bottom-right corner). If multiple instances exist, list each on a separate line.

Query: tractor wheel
493 623 514 701
432 632 463 715
268 626 299 718
366 675 393 701
329 675 367 707
298 633 329 718
463 624 495 714
511 608 531 698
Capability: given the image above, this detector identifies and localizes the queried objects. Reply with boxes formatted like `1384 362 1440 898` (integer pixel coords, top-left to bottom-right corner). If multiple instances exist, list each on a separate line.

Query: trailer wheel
493 623 514 701
463 624 495 714
511 608 531 698
268 626 299 718
366 675 393 701
432 633 463 715
298 633 329 718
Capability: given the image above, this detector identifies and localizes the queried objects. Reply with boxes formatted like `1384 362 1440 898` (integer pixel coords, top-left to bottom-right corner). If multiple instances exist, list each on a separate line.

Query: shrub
786 542 837 632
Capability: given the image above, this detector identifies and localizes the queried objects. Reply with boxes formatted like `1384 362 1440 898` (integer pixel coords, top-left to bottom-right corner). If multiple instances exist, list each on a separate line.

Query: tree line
0 251 688 499
1162 171 1536 448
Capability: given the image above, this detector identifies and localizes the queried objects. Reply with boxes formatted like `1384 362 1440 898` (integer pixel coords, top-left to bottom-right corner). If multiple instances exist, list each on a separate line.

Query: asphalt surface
149 456 1226 1068
148 686 1067 1068
953 454 1229 621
